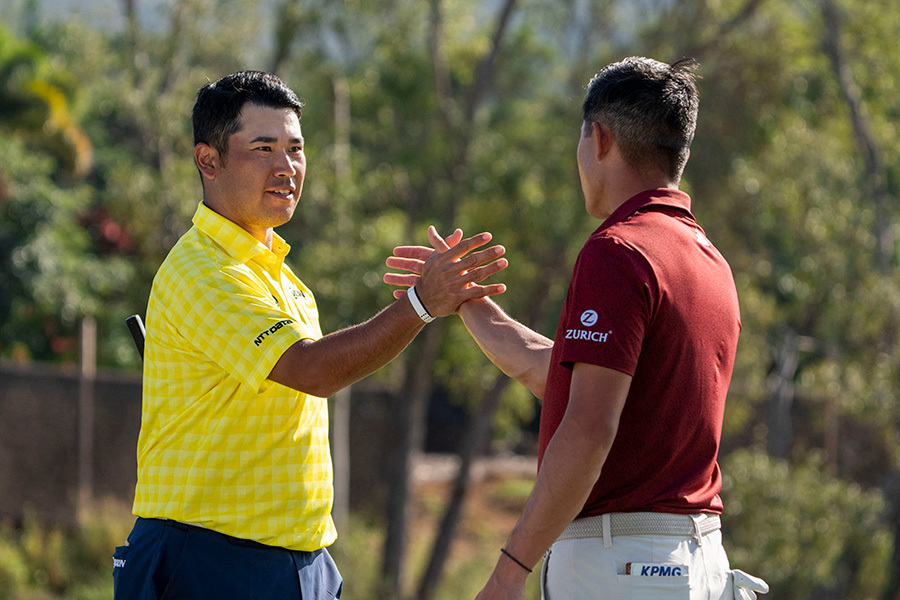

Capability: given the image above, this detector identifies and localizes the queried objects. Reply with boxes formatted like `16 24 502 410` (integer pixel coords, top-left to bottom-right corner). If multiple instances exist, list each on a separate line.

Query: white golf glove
732 569 769 600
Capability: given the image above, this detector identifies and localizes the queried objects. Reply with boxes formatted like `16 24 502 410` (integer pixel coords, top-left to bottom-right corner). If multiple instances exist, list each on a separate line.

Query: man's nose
273 151 298 178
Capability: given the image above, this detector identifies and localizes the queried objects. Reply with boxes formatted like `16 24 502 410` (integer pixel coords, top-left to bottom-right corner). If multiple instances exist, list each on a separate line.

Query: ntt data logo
254 319 294 346
580 310 598 326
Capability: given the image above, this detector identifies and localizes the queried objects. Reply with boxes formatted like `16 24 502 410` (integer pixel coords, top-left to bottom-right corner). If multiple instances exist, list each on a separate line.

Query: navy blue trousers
113 518 342 599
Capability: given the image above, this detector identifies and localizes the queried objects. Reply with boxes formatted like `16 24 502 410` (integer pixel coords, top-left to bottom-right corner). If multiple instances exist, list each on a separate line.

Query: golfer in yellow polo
112 70 507 600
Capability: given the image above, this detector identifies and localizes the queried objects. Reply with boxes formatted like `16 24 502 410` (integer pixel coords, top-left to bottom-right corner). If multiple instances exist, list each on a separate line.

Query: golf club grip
126 314 146 361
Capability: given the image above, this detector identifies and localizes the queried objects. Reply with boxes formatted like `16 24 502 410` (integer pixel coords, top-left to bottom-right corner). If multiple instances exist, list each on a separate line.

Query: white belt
558 512 721 542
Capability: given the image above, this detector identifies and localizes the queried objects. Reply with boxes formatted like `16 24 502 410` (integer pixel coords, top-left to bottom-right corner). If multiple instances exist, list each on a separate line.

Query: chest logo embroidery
580 310 598 326
567 310 610 342
254 319 294 346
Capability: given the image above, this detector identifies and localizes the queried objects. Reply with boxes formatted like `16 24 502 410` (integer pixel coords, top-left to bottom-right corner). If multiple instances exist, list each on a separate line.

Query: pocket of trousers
113 520 187 600
540 549 552 600
296 547 343 599
112 544 129 591
615 574 691 600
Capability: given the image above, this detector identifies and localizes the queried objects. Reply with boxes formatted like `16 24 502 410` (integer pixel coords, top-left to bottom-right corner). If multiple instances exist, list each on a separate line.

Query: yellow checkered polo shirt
133 201 336 551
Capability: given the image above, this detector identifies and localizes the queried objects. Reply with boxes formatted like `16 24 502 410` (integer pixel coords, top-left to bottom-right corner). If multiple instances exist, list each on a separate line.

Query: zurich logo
580 310 598 327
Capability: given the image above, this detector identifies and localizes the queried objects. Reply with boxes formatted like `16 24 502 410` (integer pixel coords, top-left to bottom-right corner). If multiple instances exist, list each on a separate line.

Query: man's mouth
266 186 296 200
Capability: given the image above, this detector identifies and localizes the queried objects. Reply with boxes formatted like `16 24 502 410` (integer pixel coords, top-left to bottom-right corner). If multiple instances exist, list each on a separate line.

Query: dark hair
582 57 699 182
192 70 303 159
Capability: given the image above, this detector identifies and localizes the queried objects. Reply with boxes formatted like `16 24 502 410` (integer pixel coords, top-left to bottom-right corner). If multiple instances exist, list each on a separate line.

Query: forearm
458 298 553 398
269 297 425 397
478 415 613 595
476 364 631 599
507 417 613 567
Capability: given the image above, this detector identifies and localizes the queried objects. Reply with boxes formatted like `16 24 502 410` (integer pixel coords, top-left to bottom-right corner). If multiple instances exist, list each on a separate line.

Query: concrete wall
0 363 395 525
0 364 143 524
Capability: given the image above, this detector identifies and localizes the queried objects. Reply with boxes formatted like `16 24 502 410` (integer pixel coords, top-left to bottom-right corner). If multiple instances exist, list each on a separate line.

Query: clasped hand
384 226 508 316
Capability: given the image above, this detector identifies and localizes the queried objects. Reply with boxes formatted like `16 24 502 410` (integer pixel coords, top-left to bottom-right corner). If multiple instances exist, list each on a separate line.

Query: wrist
407 285 435 323
457 295 493 316
491 553 531 589
500 547 533 574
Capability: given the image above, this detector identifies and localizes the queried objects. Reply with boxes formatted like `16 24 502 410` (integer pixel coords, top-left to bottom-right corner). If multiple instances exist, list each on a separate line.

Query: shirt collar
192 202 291 262
596 188 692 234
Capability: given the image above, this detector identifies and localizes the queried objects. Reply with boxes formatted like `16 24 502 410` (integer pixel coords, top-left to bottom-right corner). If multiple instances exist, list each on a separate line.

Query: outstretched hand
472 558 529 600
384 226 507 316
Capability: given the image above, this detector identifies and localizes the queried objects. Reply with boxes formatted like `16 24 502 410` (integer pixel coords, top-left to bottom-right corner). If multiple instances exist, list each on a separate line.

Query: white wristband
407 285 435 323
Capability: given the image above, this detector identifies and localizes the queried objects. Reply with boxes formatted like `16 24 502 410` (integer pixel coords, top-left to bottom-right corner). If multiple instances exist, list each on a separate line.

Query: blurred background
0 0 898 598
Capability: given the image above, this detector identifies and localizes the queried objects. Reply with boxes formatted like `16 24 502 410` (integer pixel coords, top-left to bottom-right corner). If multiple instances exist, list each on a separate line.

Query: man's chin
265 206 297 228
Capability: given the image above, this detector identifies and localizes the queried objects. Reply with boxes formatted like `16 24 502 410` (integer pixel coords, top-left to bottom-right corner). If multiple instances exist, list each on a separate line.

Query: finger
462 245 506 270
461 258 509 284
445 228 463 247
428 226 452 252
385 256 425 273
391 245 434 261
461 282 508 300
442 232 494 262
383 272 420 287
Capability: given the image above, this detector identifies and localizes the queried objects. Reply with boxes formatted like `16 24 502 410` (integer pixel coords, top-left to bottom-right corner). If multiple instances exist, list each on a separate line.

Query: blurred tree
639 0 900 597
722 449 891 599
1 0 899 598
266 0 900 596
0 25 93 179
0 25 116 364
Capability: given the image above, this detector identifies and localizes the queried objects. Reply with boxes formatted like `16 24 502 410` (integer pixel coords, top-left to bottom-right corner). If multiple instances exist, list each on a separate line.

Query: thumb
428 225 454 252
445 228 463 248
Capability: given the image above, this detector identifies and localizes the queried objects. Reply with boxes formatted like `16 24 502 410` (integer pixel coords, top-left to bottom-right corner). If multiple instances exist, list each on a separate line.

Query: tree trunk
675 0 768 61
381 320 448 597
269 0 304 75
122 0 141 83
379 1 520 595
415 375 512 600
821 0 894 273
413 245 566 597
766 330 799 458
882 471 900 600
77 317 97 521
158 0 189 96
382 0 516 598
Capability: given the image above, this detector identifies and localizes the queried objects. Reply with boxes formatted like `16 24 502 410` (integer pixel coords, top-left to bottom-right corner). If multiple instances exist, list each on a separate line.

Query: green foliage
1 0 900 596
0 502 132 599
723 449 891 598
0 535 29 600
0 24 91 177
0 136 122 363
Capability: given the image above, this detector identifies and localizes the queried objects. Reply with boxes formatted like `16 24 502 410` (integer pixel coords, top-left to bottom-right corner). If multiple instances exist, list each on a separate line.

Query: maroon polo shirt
538 188 740 517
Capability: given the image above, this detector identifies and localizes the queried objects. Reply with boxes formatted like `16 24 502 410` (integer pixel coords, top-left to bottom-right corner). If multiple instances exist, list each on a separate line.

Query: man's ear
593 121 615 161
194 143 220 181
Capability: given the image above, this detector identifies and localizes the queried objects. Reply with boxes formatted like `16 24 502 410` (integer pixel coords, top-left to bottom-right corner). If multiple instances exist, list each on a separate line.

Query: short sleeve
178 264 318 391
558 235 655 376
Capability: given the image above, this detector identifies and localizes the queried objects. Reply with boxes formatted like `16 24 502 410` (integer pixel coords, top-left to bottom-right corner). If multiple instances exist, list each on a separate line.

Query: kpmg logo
566 309 610 342
627 563 689 577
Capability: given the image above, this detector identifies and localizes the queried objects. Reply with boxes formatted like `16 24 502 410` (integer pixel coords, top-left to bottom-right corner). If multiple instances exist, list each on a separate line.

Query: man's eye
290 146 304 153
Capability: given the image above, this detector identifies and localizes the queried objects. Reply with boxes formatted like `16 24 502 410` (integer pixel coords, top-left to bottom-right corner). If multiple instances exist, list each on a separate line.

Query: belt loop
689 514 704 546
602 514 612 549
